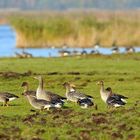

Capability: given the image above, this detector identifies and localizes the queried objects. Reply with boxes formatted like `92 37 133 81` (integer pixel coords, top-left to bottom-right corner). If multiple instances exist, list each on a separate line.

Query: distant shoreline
1 10 140 48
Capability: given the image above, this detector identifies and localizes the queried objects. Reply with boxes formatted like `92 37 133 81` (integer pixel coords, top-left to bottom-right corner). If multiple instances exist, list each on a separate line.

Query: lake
0 25 140 57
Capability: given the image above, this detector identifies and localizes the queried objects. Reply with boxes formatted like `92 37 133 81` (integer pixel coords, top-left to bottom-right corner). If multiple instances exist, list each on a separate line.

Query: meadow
9 11 140 48
0 53 140 140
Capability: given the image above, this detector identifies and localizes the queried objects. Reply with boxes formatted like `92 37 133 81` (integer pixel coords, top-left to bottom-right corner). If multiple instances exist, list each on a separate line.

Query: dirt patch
51 108 74 116
79 130 91 140
67 72 80 75
0 70 32 78
0 133 10 140
31 137 42 140
47 72 62 75
86 71 98 76
92 116 108 124
92 113 108 125
36 129 45 135
22 113 39 125
39 118 47 125
111 132 123 139
66 130 73 135
128 134 135 140
134 100 140 106
74 77 81 80
118 78 125 81
117 123 127 131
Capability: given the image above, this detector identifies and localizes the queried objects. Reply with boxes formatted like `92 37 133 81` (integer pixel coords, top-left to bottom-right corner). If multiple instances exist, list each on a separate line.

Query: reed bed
9 11 140 48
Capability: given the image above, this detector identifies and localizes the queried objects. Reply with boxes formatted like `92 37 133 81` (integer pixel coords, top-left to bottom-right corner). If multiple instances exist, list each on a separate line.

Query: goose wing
46 91 66 100
0 92 19 99
27 90 36 96
72 91 92 100
113 93 128 99
35 99 52 108
36 99 62 108
78 98 93 106
107 95 126 107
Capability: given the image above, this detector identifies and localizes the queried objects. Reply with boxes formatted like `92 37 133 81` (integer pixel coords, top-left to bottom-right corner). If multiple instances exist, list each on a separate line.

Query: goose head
96 80 104 86
33 76 43 81
106 87 112 92
63 82 76 92
21 82 29 92
63 82 76 88
105 87 113 96
21 82 28 87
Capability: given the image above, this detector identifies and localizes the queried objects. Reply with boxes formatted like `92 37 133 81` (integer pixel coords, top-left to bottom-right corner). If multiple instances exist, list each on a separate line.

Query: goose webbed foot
3 102 9 107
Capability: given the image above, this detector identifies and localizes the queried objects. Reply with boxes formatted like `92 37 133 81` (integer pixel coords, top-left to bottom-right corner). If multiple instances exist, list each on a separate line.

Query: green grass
0 54 140 140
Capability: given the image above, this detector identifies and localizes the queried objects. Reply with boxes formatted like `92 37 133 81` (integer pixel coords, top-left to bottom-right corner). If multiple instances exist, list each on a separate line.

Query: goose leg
3 101 8 106
94 104 98 110
5 101 9 107
40 107 44 112
107 105 111 109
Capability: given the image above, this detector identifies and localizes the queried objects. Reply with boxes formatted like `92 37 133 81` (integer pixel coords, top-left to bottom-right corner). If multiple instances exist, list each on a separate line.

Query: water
0 25 140 57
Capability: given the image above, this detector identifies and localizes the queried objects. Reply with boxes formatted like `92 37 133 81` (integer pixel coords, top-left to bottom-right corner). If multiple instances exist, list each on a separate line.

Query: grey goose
97 81 128 107
34 76 66 108
0 92 19 106
63 82 93 103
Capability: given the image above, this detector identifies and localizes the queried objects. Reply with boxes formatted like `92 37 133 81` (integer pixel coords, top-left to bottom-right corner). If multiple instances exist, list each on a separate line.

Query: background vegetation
0 0 140 10
0 54 140 139
9 11 140 48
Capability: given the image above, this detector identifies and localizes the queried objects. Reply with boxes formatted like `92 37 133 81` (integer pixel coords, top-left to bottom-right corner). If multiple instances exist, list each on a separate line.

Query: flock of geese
0 76 128 110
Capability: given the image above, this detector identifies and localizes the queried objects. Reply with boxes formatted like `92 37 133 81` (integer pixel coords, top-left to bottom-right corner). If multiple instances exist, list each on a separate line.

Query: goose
111 46 119 54
23 91 54 110
63 82 93 102
125 47 135 53
21 81 63 109
97 80 110 103
34 76 66 107
97 81 128 107
106 87 128 107
0 92 19 106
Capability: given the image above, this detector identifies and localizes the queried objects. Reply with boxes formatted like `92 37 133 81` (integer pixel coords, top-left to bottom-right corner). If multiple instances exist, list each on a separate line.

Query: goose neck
27 95 35 104
38 78 44 90
24 85 29 92
100 84 105 92
66 85 74 93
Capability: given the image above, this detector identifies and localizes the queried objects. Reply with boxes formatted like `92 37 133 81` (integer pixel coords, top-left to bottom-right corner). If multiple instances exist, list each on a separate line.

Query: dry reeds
9 11 140 48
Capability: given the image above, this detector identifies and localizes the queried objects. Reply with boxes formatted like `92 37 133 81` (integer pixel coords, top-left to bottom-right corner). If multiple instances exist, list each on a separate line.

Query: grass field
0 54 140 140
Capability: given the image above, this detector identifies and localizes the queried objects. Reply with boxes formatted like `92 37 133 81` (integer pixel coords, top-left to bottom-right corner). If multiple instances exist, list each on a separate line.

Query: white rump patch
121 98 127 103
81 104 88 109
9 97 17 101
44 105 51 109
70 88 75 92
114 104 122 107
54 103 62 108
